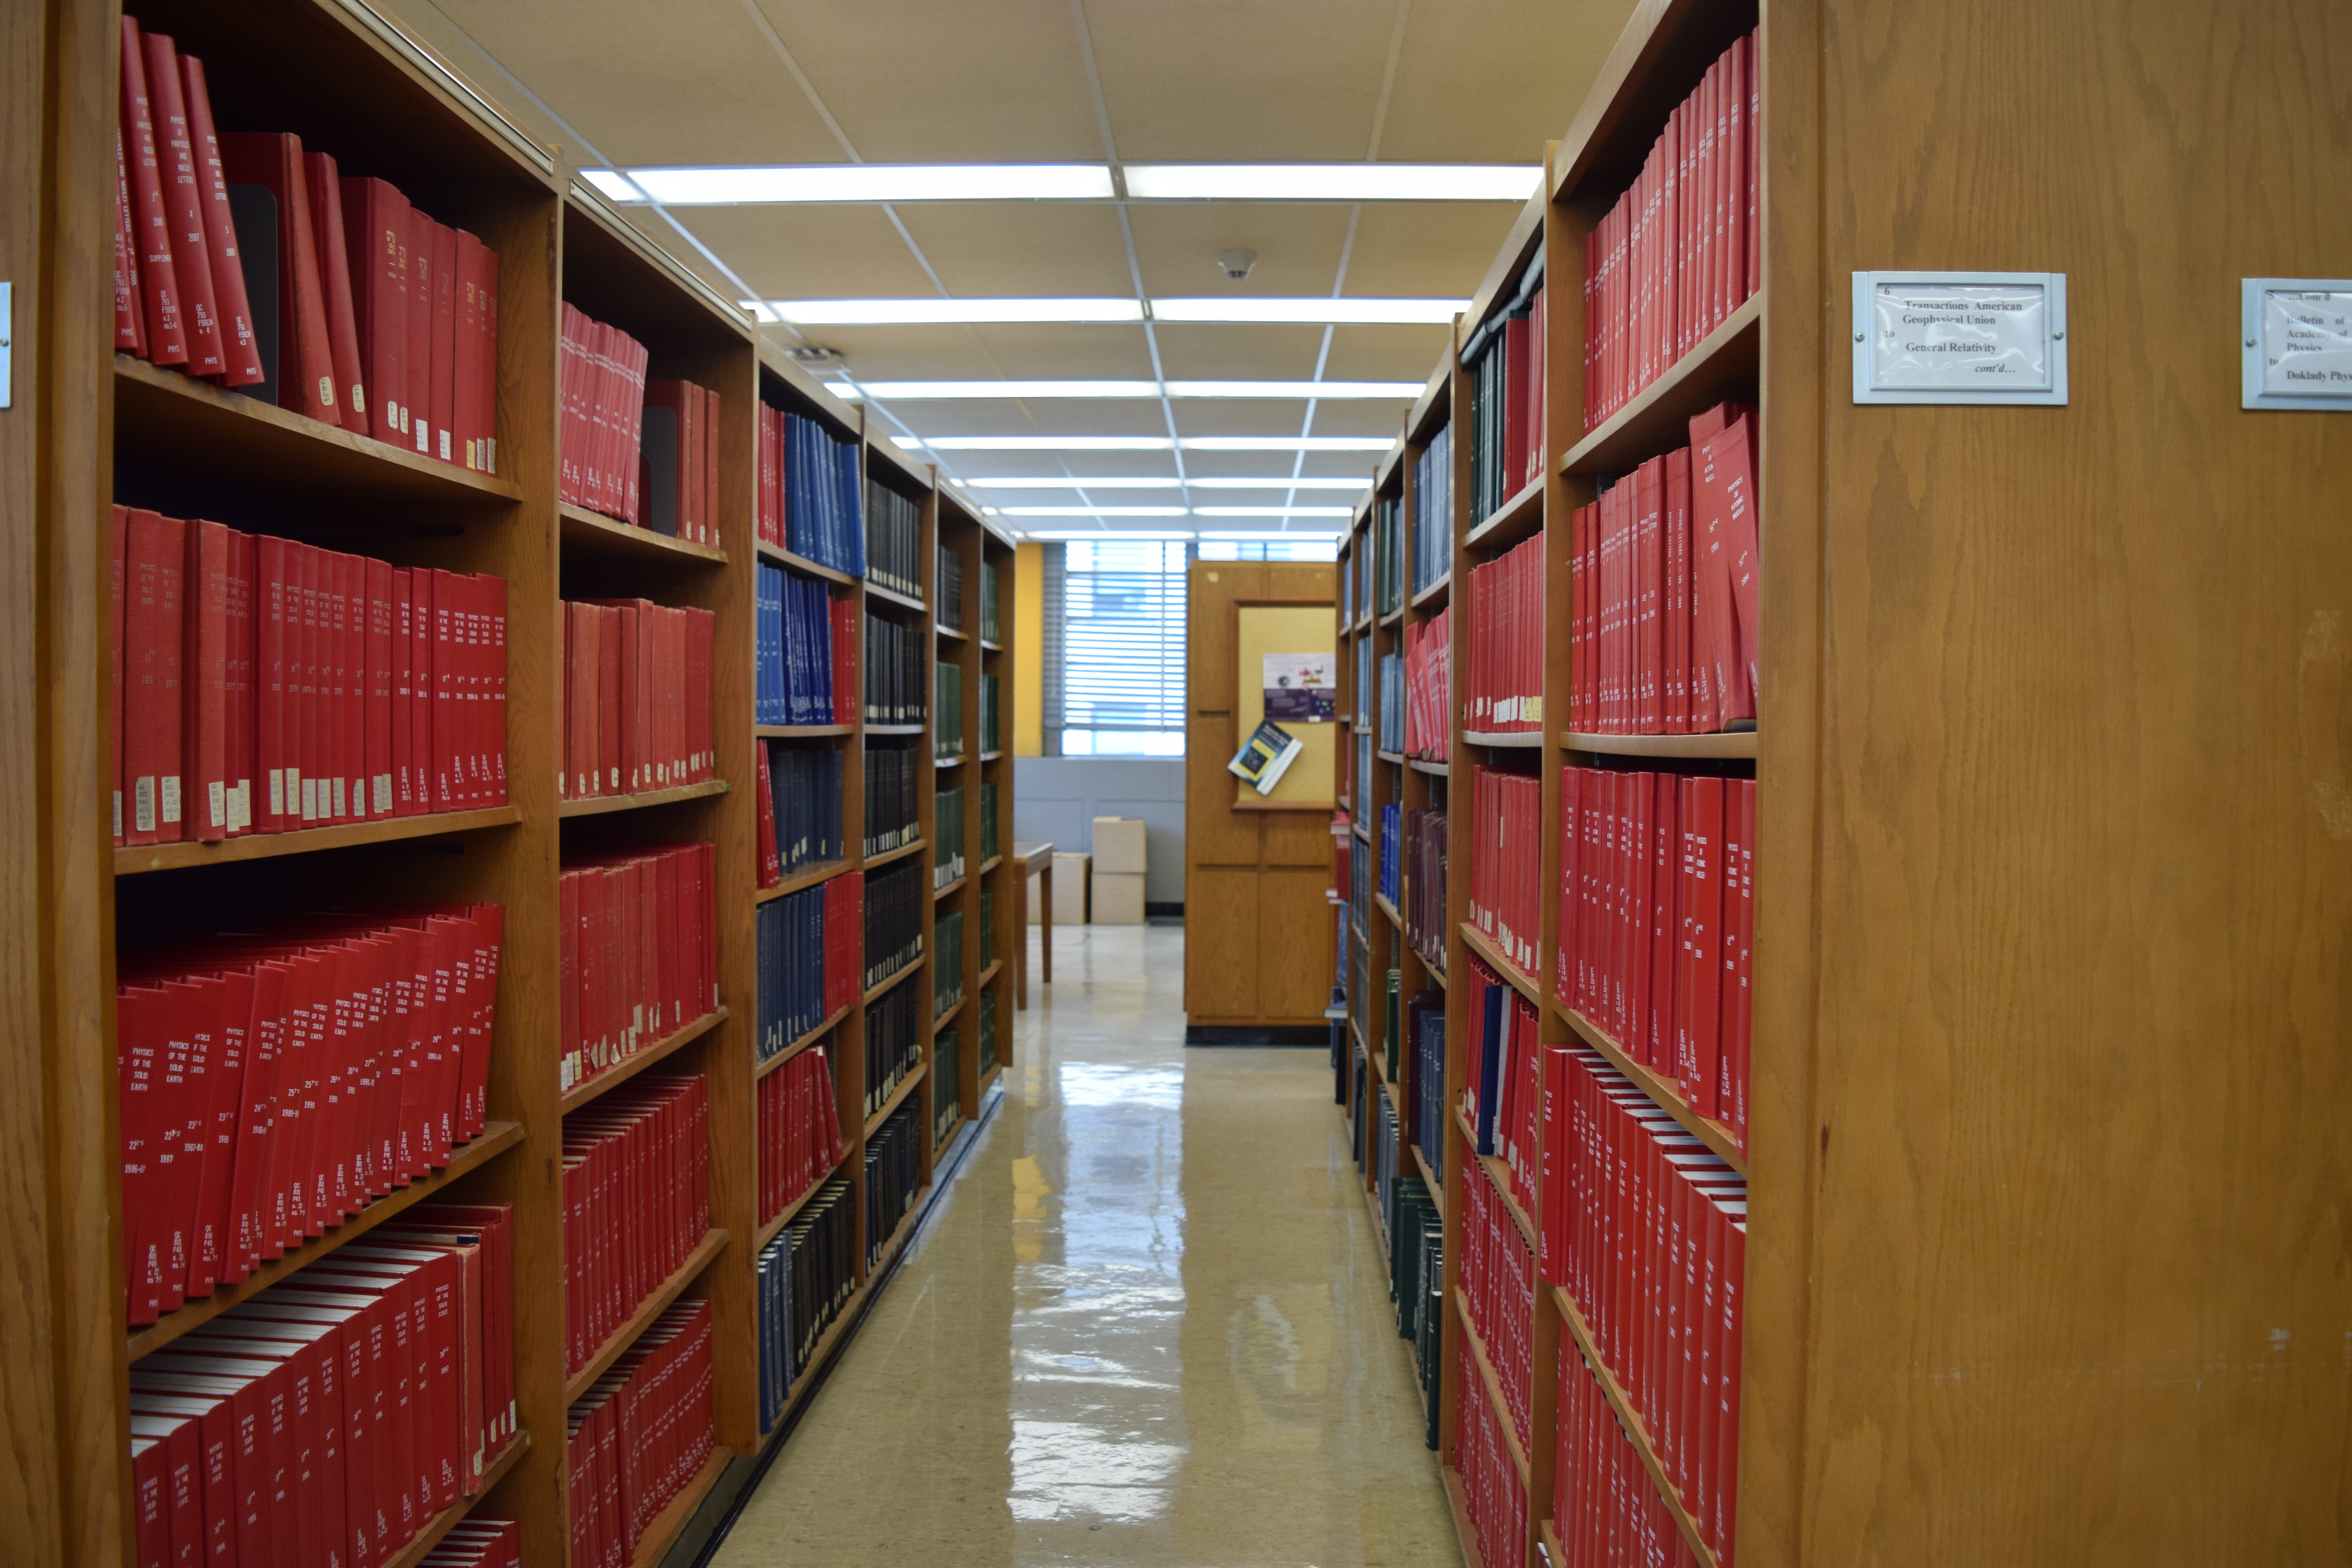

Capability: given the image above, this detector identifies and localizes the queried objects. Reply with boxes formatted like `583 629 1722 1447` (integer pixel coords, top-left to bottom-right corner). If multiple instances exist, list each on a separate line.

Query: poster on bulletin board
1234 604 1335 808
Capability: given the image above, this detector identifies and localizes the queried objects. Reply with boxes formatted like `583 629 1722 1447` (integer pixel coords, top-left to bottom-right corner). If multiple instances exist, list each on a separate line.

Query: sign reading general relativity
1853 271 2069 405
2244 279 2352 410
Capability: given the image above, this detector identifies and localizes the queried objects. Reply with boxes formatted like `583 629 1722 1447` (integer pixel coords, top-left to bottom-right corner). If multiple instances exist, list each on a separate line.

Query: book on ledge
1228 719 1302 795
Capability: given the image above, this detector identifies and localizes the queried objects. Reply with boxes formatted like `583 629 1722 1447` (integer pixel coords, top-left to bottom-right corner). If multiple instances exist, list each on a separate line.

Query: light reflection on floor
710 926 1460 1568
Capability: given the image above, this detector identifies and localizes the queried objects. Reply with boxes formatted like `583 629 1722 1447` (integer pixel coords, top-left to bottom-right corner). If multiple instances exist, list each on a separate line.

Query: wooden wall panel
1184 715 1259 866
1183 868 1261 1020
1256 869 1338 1022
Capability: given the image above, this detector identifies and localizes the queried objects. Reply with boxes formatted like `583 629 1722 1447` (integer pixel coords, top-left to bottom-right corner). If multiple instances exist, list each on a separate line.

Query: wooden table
1011 840 1053 1009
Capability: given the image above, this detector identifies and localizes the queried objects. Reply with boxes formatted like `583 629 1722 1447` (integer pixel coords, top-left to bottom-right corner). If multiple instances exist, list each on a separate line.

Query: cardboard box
1091 817 1148 875
1051 852 1090 924
1091 871 1145 925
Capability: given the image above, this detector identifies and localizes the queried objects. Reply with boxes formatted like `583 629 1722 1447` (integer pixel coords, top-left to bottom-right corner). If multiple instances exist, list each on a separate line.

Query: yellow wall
1013 542 1043 755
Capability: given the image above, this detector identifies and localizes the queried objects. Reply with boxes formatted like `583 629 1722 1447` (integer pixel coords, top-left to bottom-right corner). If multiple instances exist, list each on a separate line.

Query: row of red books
759 1047 849 1227
1462 1158 1538 1454
562 1075 712 1376
112 509 508 846
558 844 719 1095
1553 1344 1703 1568
567 1299 717 1568
1583 30 1759 429
1402 607 1451 758
117 22 501 469
1468 766 1543 975
128 1201 516 1568
1541 1045 1745 1564
642 379 727 549
1477 281 1550 506
1463 952 1544 1214
1455 1336 1530 1568
1573 404 1759 734
559 303 649 524
1558 769 1755 1143
116 905 503 1325
561 599 718 800
1466 532 1544 735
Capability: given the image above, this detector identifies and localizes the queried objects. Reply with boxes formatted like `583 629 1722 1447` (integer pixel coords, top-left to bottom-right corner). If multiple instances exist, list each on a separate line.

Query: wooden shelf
1552 998 1747 1174
1563 729 1757 760
127 1121 524 1360
1375 891 1404 929
1560 296 1761 480
755 1145 853 1249
933 873 965 900
1411 572 1451 610
980 750 1004 762
866 581 927 614
862 837 926 870
755 539 854 584
979 639 1005 653
1379 605 1405 629
755 1005 853 1082
863 961 920 1008
980 855 1003 876
114 805 521 875
1459 922 1544 1009
1410 1136 1442 1193
558 779 729 818
1410 758 1452 778
1462 730 1543 749
865 722 925 736
626 1448 731 1568
1466 472 1545 552
935 752 967 768
864 1062 927 1138
561 1007 728 1114
931 995 966 1033
756 858 856 903
1440 1466 1494 1568
1553 1281 1723 1568
977 958 1003 991
558 502 730 566
1454 1106 1539 1254
1455 1287 1533 1483
383 1433 532 1568
755 723 852 739
1377 748 1406 764
113 354 524 507
935 621 967 641
1541 1520 1569 1568
564 1228 730 1404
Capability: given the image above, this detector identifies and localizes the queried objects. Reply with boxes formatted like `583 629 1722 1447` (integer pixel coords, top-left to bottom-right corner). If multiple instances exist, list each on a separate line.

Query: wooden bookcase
12 1 1019 1561
1336 2 2352 1566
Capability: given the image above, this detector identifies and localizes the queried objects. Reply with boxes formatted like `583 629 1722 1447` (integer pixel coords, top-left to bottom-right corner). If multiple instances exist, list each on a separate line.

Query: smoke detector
787 345 849 372
1215 249 1257 281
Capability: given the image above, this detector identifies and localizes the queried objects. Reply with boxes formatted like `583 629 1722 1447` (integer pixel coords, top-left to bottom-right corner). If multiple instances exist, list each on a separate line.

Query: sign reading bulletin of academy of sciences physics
1853 271 2069 406
2243 279 2352 411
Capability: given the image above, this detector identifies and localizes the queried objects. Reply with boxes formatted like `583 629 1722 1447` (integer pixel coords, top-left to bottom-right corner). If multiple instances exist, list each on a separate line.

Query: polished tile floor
711 925 1461 1568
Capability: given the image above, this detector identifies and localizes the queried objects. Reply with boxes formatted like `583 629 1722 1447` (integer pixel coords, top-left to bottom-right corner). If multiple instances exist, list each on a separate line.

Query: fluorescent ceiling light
764 298 1143 325
737 300 782 323
614 164 1115 204
968 477 1180 490
1020 530 1195 540
1192 505 1358 517
583 169 642 201
1189 476 1367 490
999 506 1192 517
1199 530 1346 539
1180 436 1393 452
895 436 1174 451
1123 163 1539 202
1151 297 1467 324
840 380 1419 401
1165 380 1423 399
832 381 1162 401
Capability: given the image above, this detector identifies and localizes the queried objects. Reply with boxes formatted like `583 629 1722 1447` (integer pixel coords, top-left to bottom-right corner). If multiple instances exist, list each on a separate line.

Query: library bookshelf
11 0 1018 1561
1332 2 2352 1566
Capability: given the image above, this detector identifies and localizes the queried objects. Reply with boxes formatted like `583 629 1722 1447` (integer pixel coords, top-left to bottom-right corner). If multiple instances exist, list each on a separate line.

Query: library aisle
713 926 1459 1568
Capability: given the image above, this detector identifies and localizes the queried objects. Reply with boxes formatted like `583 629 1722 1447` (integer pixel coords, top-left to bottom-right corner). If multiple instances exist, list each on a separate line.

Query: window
1044 539 1189 756
1196 536 1341 562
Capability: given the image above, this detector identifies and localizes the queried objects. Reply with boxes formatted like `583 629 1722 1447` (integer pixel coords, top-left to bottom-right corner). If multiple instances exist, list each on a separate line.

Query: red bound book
702 387 723 550
594 606 622 796
568 603 599 798
118 22 186 364
125 510 186 844
365 559 394 817
1664 447 1695 733
340 178 409 443
110 508 129 844
1730 779 1755 1152
114 127 146 355
223 534 254 834
252 538 287 832
682 383 704 538
1728 39 1749 325
428 222 459 464
184 521 230 841
141 34 227 379
454 232 490 472
482 574 508 805
219 132 340 425
406 209 436 456
1635 456 1664 733
406 568 433 814
477 245 500 476
304 154 368 428
1709 412 1761 706
1648 772 1681 1071
1502 311 1531 495
1713 1200 1746 1559
1689 412 1746 724
179 59 265 387
1581 225 1597 429
1684 777 1725 1116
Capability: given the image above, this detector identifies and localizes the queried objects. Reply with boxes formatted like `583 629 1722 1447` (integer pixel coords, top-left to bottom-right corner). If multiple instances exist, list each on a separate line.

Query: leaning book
1228 718 1303 795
